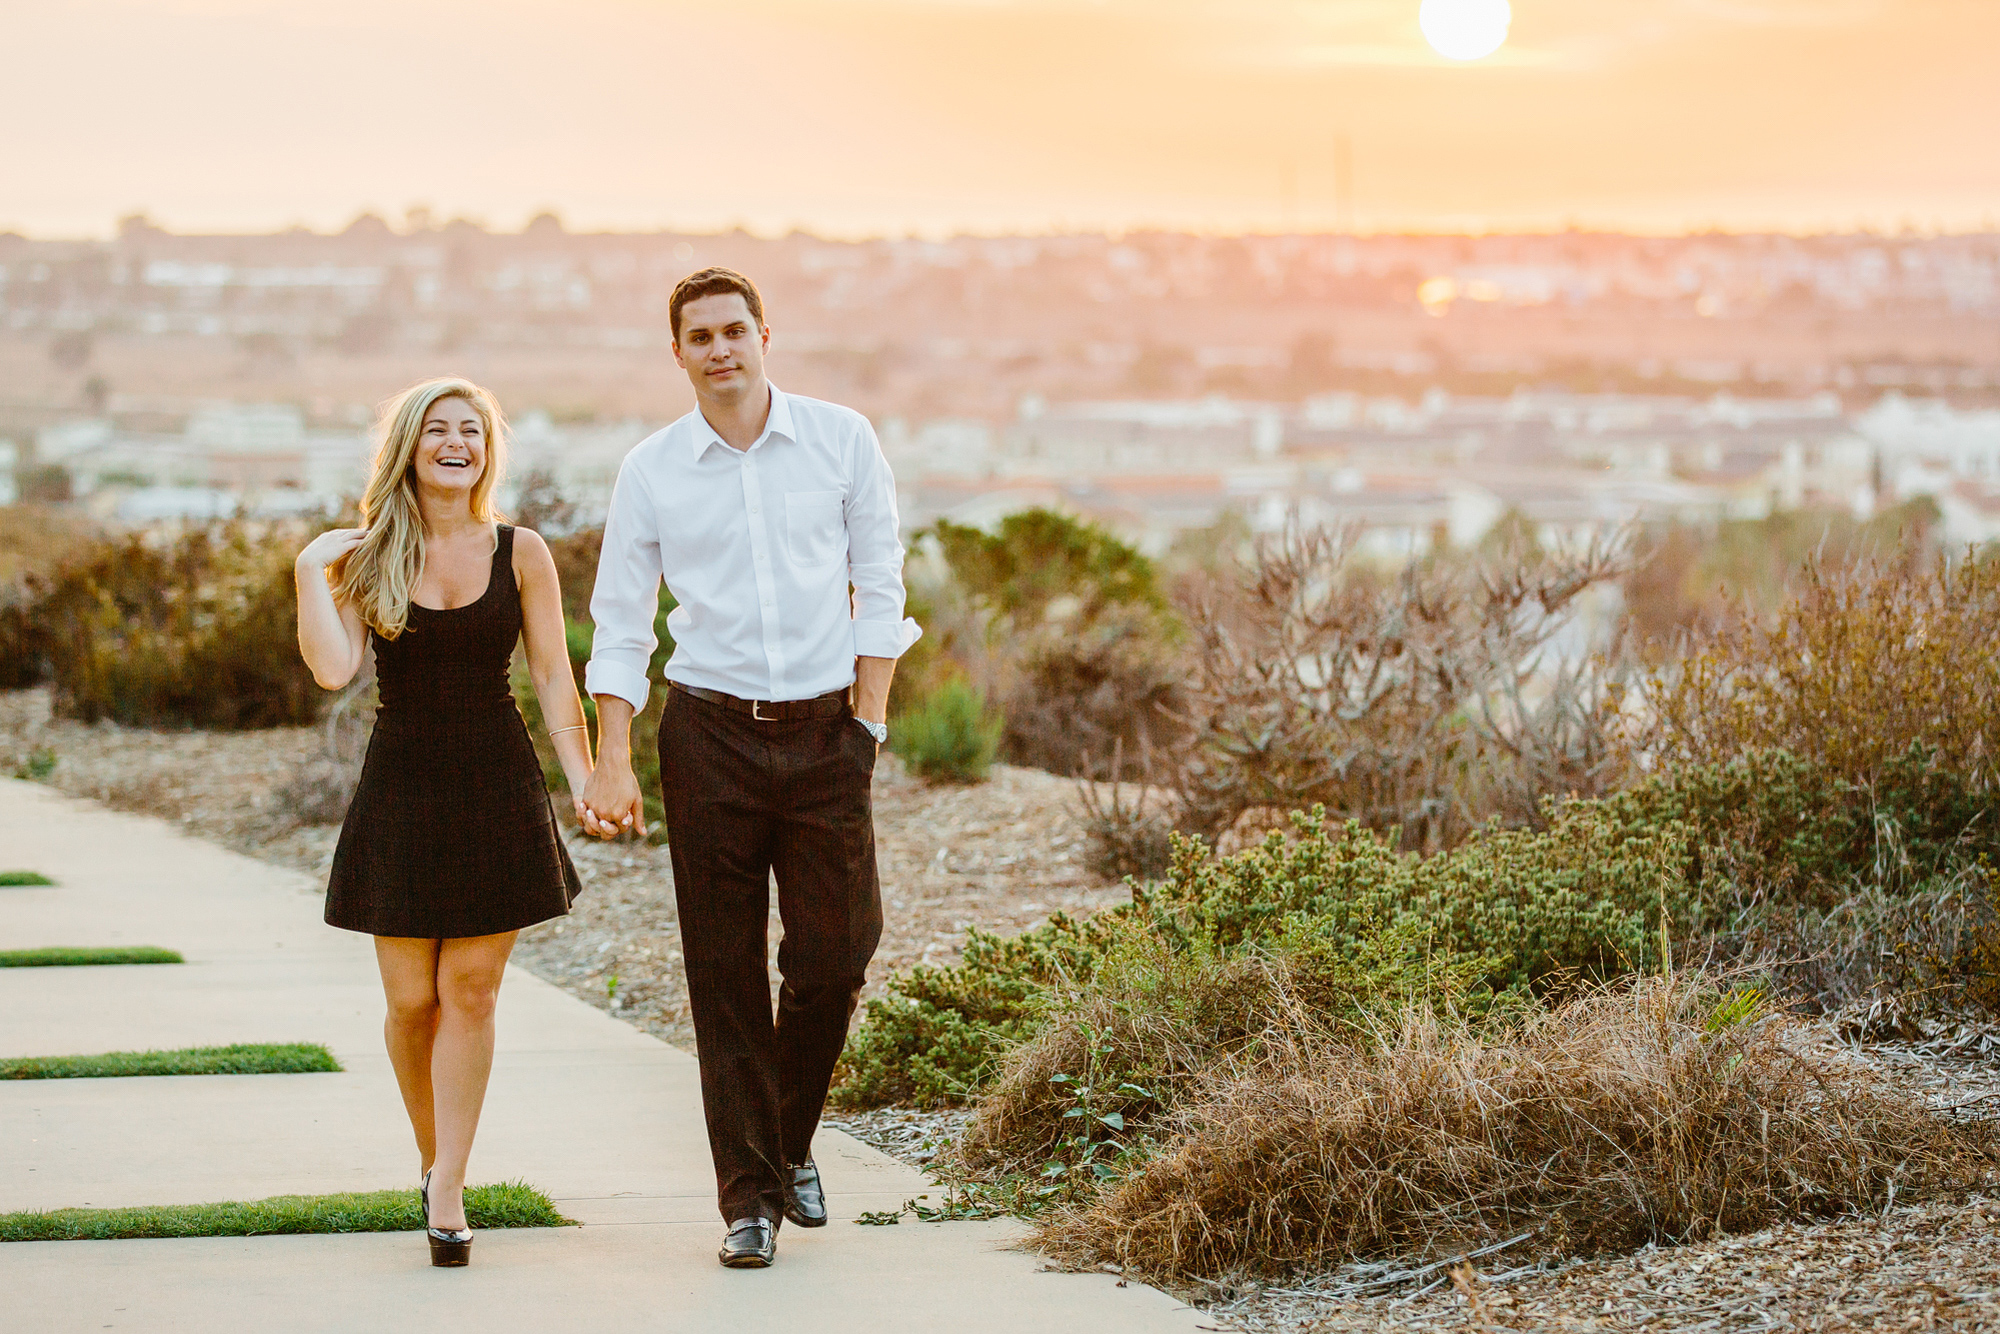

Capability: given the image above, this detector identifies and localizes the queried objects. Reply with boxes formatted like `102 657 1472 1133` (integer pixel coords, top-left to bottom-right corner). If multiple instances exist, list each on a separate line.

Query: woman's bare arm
514 528 615 834
295 528 370 689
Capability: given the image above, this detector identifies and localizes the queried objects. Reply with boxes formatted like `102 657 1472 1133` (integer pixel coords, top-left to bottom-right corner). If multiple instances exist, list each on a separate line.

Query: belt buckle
752 699 773 721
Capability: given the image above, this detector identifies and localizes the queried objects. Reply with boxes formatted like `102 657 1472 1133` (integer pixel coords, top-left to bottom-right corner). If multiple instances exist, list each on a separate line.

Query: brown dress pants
657 685 883 1225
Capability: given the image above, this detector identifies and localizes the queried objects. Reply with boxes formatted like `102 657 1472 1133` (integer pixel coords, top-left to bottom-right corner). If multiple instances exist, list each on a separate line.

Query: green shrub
1594 743 1996 912
1646 552 2000 789
892 678 1002 783
32 526 320 729
832 912 1123 1109
958 912 1498 1190
833 804 1687 1110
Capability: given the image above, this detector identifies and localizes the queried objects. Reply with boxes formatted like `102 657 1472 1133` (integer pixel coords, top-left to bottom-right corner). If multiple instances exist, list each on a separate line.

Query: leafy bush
832 803 1687 1110
32 526 321 729
957 913 1494 1190
832 912 1124 1108
917 509 1185 776
926 510 1166 629
891 678 1003 783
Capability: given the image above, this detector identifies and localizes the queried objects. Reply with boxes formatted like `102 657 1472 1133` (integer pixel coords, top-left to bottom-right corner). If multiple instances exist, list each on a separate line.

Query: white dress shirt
584 385 922 710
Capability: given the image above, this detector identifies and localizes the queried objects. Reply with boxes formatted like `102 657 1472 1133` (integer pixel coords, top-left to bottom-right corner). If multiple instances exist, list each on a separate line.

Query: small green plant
893 678 1003 783
605 974 620 1005
12 747 56 782
0 871 55 887
1705 987 1764 1033
0 946 182 968
1034 1027 1151 1205
1 1042 341 1080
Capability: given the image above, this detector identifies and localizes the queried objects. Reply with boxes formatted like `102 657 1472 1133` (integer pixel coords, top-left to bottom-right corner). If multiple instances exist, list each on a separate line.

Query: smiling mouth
437 458 472 468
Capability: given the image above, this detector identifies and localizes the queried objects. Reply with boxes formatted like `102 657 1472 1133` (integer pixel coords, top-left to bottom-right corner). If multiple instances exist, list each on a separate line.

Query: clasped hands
577 761 646 841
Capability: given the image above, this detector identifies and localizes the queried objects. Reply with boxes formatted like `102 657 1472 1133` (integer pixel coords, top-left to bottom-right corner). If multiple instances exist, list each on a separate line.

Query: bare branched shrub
1035 973 1997 1281
1163 522 1633 850
1646 551 2000 787
1074 737 1178 881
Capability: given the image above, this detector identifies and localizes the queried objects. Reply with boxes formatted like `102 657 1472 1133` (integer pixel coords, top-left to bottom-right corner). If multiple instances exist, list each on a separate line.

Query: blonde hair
332 377 508 639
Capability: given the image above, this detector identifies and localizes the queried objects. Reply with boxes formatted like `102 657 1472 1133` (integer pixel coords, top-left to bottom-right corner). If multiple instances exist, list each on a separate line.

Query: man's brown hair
669 267 765 343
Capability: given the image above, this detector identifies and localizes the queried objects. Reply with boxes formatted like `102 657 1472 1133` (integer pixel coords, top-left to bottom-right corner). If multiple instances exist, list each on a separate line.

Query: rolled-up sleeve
585 454 661 711
846 419 922 660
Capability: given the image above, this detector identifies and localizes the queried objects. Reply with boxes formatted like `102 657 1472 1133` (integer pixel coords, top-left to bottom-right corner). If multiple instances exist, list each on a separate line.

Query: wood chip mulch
1201 1198 2000 1331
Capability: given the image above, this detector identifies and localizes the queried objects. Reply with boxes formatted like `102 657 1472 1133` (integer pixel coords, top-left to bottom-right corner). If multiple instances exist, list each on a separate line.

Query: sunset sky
8 0 1998 238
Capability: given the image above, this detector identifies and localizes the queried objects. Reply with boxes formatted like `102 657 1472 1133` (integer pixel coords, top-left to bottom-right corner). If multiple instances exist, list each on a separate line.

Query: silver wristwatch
855 716 888 745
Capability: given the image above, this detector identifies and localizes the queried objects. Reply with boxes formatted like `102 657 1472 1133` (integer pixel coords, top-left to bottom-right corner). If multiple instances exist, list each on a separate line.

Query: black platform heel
421 1171 473 1267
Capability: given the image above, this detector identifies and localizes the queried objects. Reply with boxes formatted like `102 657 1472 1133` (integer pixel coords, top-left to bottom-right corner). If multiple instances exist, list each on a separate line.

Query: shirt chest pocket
784 490 845 568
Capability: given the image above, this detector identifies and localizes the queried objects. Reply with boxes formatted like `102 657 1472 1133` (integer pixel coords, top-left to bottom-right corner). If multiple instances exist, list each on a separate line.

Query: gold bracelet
549 724 589 737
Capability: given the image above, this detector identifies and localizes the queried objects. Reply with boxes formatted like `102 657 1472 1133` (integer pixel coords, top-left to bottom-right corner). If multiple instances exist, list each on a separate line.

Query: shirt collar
689 383 795 462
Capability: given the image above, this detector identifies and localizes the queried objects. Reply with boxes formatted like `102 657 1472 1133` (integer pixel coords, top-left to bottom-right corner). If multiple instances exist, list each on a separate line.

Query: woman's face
413 396 487 496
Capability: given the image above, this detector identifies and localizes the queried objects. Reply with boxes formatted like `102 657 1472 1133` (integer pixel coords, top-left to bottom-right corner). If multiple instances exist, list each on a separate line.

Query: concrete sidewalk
0 778 1206 1332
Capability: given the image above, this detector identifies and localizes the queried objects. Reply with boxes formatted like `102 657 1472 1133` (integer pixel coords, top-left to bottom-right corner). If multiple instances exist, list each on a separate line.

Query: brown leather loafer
783 1162 827 1228
719 1216 776 1268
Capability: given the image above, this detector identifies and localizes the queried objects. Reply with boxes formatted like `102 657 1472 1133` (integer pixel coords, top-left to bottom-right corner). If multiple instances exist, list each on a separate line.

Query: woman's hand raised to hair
298 527 369 571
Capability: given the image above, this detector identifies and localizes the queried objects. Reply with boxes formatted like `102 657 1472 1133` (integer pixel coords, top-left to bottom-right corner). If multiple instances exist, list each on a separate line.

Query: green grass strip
1 1042 342 1081
0 1181 574 1243
0 947 183 968
0 871 54 886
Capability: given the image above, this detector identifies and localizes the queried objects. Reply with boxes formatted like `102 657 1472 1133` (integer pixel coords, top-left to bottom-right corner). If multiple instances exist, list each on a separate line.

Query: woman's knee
384 991 439 1030
436 971 502 1023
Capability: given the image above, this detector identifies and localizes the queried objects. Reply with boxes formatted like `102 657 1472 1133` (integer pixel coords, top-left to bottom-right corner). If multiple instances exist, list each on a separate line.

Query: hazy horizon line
12 211 2000 246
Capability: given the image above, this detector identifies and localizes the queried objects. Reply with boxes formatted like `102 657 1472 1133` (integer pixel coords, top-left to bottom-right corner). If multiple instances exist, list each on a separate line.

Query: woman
295 377 604 1267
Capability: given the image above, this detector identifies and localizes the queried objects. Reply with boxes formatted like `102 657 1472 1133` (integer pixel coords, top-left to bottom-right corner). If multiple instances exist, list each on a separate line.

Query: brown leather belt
669 680 850 721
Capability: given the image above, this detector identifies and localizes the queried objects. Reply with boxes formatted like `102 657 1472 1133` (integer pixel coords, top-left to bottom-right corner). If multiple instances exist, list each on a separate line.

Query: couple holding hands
293 267 918 1270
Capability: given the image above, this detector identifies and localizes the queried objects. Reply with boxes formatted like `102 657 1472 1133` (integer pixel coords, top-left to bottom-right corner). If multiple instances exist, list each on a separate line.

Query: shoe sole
719 1252 774 1268
783 1208 827 1228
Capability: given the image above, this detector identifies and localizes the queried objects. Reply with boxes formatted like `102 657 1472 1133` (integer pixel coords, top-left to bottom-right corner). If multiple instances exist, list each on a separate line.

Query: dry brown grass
1032 973 1998 1283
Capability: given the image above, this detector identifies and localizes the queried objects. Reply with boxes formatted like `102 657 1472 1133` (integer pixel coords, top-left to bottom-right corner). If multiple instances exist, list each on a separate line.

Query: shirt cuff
854 617 923 660
584 658 652 713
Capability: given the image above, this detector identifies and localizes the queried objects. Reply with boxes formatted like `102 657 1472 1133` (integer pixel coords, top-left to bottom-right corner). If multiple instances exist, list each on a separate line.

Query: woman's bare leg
425 930 519 1231
374 936 444 1178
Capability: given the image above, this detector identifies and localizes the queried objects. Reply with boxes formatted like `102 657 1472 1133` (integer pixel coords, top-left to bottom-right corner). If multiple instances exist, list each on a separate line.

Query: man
580 267 919 1268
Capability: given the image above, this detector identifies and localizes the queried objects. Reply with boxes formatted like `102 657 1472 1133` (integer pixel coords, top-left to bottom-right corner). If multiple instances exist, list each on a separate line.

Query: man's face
674 293 769 401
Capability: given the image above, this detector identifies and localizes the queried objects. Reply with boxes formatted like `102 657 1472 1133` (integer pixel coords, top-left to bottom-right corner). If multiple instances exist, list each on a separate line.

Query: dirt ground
8 684 2000 1332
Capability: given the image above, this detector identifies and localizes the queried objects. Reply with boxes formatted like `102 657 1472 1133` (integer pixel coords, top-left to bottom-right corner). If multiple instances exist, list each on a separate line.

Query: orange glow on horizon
2 0 1995 239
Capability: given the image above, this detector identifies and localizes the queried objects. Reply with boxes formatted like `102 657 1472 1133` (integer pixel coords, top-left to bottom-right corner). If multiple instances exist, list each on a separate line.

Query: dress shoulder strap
493 523 517 594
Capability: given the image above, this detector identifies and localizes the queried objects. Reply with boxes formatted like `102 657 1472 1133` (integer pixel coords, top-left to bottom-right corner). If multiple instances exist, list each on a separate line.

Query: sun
1419 0 1512 61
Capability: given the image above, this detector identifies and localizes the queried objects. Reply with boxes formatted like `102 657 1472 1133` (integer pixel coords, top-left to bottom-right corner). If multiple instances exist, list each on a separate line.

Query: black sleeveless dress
325 525 582 939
